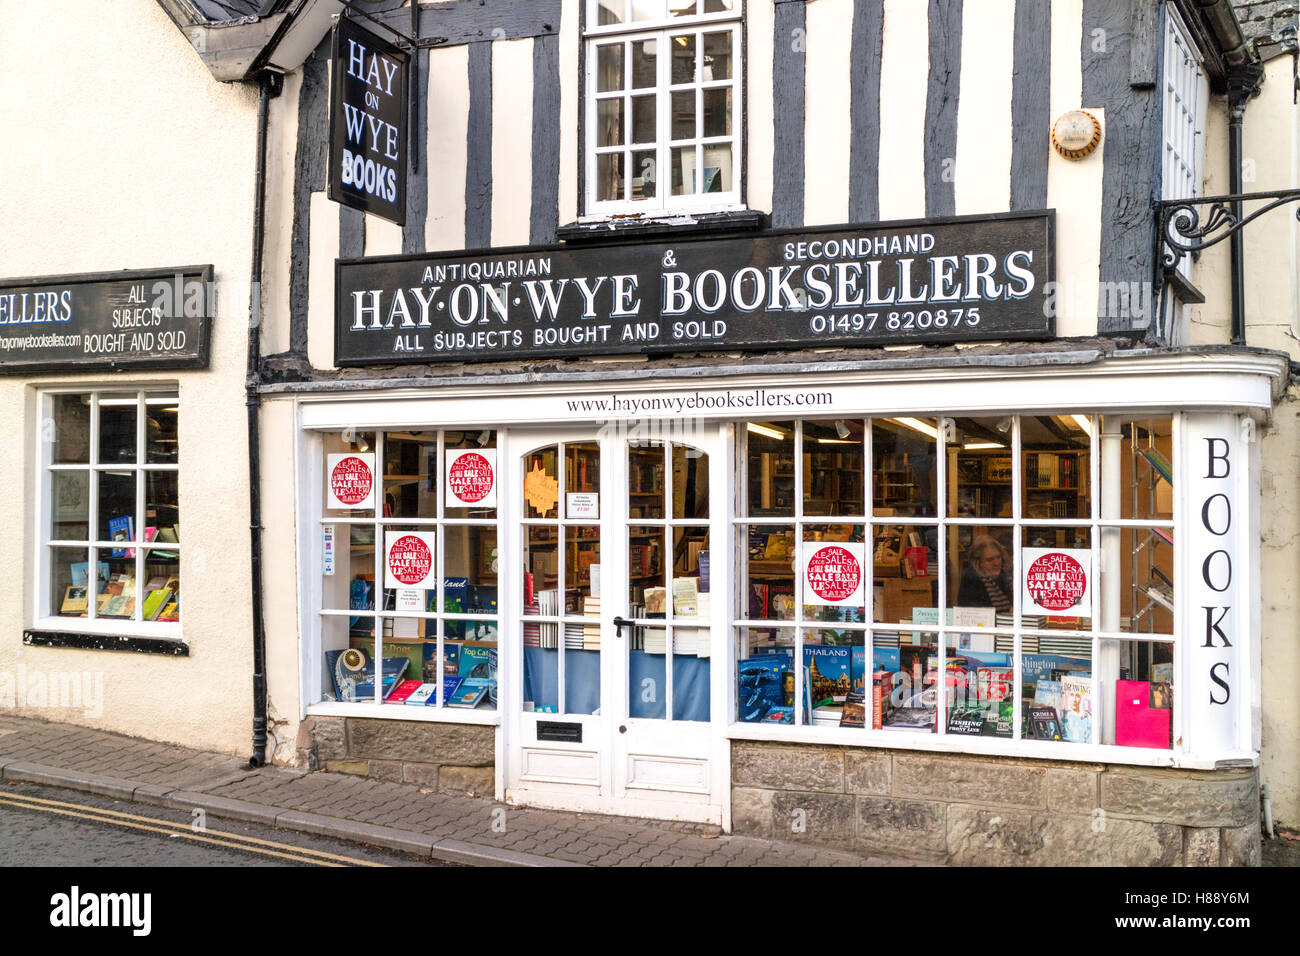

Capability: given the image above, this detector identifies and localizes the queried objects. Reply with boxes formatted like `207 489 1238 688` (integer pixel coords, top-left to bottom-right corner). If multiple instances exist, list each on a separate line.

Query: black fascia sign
328 16 409 226
335 211 1056 366
0 266 213 373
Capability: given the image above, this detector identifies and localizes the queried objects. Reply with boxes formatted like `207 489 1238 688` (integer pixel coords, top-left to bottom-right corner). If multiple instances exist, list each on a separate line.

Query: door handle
612 616 635 636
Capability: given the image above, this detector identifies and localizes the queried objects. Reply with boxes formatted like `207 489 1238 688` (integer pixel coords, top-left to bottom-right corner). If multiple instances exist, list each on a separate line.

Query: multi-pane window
1163 8 1207 273
318 429 500 712
586 0 742 213
42 390 182 631
736 415 1176 753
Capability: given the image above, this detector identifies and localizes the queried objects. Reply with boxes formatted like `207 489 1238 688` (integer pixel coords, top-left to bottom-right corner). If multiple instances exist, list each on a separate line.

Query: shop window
42 390 182 632
735 415 1177 754
584 0 743 215
319 429 499 711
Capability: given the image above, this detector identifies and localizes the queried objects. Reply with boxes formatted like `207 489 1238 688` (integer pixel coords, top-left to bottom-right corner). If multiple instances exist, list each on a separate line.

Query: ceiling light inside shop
889 417 939 440
834 420 851 439
963 442 1004 450
1070 414 1093 437
817 438 854 445
746 423 786 440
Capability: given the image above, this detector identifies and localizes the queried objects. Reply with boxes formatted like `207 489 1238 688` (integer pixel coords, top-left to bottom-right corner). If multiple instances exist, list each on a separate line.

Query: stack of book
582 596 601 650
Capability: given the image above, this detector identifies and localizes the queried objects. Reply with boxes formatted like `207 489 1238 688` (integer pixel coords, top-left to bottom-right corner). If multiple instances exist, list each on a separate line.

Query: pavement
0 715 917 867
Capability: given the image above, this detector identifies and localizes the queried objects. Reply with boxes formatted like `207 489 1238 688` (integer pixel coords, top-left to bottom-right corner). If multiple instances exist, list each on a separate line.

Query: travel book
108 515 134 558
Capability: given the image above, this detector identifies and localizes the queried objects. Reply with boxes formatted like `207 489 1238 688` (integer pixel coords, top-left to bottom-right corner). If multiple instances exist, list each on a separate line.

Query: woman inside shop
957 535 1013 612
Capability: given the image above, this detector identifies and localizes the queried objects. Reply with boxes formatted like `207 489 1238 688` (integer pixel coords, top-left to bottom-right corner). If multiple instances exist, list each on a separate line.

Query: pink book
385 680 423 704
1115 680 1170 749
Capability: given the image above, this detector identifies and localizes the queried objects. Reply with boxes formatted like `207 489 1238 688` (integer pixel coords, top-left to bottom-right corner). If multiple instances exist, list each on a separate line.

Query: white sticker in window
1022 547 1092 618
327 453 376 510
445 448 496 507
567 492 599 519
385 531 436 590
802 542 866 607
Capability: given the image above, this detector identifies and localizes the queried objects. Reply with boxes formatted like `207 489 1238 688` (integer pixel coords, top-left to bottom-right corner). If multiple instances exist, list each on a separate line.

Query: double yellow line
0 790 387 867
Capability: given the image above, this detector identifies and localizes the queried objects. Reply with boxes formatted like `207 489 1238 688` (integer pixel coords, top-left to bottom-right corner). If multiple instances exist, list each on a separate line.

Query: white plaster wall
0 0 258 754
425 43 471 251
954 0 1014 215
878 0 928 222
803 0 853 226
491 39 536 248
745 0 775 217
1188 92 1233 345
257 396 304 765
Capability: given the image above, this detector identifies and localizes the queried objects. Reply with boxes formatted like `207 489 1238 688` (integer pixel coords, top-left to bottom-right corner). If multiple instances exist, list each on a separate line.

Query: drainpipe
248 70 283 768
1227 63 1265 346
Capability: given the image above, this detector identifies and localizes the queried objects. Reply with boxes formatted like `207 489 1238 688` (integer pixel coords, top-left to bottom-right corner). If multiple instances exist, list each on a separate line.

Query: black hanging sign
328 15 409 226
335 211 1055 366
0 266 213 373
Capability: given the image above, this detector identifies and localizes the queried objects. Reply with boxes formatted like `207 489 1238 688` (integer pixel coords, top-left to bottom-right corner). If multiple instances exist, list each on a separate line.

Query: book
1137 446 1173 484
1059 675 1095 743
804 645 851 707
437 675 463 705
386 680 423 704
1027 706 1063 740
324 648 408 702
946 708 987 736
60 585 88 615
738 654 789 722
839 691 866 728
142 588 172 621
157 601 180 622
108 515 134 558
404 683 438 706
446 677 493 709
70 561 110 589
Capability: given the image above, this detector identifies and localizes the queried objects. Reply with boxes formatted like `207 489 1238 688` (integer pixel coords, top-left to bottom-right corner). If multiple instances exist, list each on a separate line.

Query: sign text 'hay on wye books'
328 16 409 226
335 211 1055 365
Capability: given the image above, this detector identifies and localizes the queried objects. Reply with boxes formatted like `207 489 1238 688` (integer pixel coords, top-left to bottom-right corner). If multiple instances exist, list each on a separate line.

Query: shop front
283 338 1282 852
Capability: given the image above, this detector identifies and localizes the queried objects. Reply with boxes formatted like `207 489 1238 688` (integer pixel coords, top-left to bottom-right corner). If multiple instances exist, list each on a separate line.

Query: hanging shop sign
327 453 376 510
335 211 1054 365
0 266 213 373
445 449 497 508
1021 547 1092 618
328 16 409 226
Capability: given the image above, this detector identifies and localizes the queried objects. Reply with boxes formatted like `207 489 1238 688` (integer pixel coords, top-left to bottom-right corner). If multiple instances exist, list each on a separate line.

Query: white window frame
730 414 1195 766
582 0 745 219
291 354 1276 766
305 426 503 725
33 387 182 639
1162 7 1209 268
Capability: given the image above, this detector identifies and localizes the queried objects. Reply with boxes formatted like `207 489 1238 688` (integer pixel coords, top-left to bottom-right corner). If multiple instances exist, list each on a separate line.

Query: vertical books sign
328 16 409 226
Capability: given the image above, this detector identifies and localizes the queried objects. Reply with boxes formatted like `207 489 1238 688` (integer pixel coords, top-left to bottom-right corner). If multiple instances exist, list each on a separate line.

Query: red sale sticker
385 531 436 589
447 450 495 505
327 453 375 509
446 449 497 507
804 542 866 606
1022 548 1092 617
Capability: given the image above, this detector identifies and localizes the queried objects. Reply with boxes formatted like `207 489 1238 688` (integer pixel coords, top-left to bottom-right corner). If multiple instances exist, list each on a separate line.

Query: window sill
306 701 501 726
724 722 1257 771
558 208 765 245
24 629 189 657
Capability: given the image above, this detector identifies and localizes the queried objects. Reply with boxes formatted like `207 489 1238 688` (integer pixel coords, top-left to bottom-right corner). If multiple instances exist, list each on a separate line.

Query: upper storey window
584 0 743 216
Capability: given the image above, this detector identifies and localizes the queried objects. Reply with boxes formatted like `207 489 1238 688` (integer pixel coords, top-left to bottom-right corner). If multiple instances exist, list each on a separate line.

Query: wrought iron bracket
1158 188 1300 268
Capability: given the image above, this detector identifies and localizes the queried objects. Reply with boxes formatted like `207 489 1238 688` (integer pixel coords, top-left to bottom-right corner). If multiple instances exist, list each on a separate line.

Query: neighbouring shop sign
335 212 1054 365
0 266 213 373
328 16 409 226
